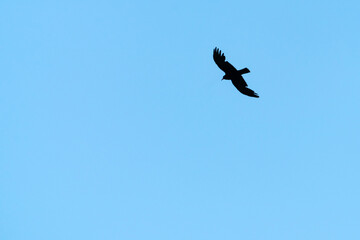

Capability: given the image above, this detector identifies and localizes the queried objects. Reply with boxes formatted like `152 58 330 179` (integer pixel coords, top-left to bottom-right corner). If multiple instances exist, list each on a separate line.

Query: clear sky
1 1 360 239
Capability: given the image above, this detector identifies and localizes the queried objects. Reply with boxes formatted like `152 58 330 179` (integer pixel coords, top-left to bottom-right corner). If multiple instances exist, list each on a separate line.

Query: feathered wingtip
214 47 226 57
241 87 259 98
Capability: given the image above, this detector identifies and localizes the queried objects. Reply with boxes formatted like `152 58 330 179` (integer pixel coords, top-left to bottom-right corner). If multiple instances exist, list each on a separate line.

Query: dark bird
213 47 259 98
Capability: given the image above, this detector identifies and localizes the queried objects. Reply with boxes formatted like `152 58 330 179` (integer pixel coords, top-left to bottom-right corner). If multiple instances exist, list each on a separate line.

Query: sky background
1 0 360 239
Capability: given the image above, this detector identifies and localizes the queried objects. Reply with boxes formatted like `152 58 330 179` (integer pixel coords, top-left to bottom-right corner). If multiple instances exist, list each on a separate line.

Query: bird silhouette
213 47 259 98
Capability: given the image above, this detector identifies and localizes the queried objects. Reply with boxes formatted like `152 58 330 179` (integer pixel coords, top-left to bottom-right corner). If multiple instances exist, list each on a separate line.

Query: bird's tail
238 68 250 75
240 87 259 98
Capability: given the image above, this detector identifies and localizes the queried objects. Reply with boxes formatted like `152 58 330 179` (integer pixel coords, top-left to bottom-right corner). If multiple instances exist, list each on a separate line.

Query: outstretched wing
213 47 237 74
240 87 259 98
231 77 259 98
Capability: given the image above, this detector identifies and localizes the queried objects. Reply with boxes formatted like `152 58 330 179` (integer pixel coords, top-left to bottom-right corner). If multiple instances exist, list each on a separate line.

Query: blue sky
1 1 360 239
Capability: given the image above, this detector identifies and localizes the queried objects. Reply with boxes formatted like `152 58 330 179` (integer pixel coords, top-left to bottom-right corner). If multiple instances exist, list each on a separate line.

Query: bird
213 47 259 98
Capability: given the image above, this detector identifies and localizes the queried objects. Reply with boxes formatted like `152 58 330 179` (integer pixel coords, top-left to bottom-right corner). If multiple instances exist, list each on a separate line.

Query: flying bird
213 47 259 98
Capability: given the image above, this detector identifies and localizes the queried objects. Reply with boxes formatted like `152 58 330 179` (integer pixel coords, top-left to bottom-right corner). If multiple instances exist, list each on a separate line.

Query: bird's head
222 74 231 80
